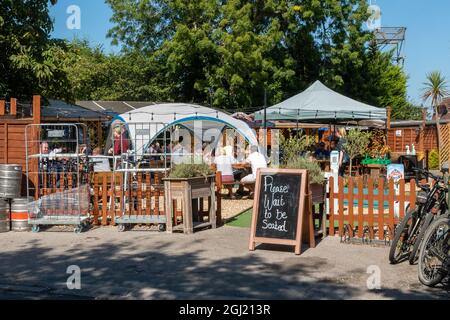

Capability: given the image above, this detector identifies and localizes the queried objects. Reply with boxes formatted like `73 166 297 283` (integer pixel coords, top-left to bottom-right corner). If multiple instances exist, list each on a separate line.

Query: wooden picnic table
232 163 251 170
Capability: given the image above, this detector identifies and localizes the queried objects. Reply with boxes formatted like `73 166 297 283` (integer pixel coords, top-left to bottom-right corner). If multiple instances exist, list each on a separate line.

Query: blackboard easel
249 169 315 255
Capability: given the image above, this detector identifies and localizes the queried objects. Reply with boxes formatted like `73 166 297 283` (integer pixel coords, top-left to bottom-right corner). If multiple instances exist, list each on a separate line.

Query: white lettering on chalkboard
261 176 290 233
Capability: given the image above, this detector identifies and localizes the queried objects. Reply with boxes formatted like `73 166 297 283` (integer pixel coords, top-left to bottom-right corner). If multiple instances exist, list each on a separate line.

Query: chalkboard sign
249 169 315 255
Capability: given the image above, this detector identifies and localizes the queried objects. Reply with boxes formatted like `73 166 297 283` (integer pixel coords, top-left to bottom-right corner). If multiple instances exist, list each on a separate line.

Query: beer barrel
11 197 32 232
0 199 10 233
0 164 22 199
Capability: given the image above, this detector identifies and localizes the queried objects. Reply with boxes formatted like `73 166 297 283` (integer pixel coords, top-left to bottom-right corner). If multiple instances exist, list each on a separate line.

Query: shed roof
43 100 114 121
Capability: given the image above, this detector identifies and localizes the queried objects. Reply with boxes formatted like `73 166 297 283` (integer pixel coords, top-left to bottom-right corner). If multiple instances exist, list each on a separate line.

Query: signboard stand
249 169 315 255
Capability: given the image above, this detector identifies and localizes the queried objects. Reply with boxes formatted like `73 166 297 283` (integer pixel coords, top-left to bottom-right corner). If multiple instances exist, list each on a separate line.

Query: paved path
0 226 448 300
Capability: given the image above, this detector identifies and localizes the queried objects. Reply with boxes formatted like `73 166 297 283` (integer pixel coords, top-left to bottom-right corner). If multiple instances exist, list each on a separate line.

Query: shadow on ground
0 236 448 300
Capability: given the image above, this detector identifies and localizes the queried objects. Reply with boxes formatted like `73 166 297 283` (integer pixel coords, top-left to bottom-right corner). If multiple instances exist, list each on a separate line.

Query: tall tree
422 71 449 169
104 0 412 114
0 0 71 99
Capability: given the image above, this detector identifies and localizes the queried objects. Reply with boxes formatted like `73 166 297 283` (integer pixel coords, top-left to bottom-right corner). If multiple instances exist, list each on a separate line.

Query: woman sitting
214 147 237 199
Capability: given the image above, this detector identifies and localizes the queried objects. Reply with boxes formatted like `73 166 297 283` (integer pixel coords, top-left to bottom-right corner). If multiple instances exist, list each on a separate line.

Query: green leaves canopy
0 0 69 99
104 0 414 119
1 0 419 122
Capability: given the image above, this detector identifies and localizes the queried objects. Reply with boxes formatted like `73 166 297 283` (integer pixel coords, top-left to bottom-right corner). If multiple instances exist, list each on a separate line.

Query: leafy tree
0 0 70 99
104 0 413 116
422 71 449 169
279 130 315 164
343 128 372 176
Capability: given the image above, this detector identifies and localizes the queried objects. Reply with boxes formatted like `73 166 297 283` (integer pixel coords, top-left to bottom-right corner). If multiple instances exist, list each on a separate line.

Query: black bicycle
418 216 450 287
408 172 448 265
389 169 447 264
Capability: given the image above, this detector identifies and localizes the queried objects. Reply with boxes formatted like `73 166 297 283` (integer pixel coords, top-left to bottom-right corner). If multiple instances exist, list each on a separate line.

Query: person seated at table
239 145 268 198
214 147 237 198
314 142 330 159
92 147 111 172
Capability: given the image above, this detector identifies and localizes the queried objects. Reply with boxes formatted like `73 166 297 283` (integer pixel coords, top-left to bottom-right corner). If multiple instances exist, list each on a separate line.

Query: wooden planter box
310 182 325 204
164 175 216 234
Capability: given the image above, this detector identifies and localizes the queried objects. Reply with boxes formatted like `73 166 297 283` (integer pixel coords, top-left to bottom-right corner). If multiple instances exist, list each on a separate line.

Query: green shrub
282 157 325 185
169 163 214 179
429 149 439 170
280 132 314 164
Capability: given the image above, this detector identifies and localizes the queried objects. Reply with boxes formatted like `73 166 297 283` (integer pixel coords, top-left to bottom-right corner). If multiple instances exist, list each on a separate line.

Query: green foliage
422 71 449 109
0 0 415 117
102 0 411 113
279 132 314 164
343 129 372 161
429 149 440 170
0 0 67 99
282 157 324 185
169 163 214 179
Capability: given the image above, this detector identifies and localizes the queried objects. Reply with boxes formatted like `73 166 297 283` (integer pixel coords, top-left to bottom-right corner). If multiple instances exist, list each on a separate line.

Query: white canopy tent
111 103 259 156
255 80 387 122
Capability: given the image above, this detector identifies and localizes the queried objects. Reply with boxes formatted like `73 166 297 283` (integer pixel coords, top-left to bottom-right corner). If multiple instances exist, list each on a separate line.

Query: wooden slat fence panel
327 176 417 241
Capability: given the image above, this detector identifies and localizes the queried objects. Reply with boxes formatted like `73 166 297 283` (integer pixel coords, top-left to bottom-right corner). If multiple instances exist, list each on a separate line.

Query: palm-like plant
422 71 449 169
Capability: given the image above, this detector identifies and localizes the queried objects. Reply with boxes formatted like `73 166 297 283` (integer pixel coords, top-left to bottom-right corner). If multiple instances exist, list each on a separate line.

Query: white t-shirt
92 157 111 172
246 152 267 176
214 155 236 176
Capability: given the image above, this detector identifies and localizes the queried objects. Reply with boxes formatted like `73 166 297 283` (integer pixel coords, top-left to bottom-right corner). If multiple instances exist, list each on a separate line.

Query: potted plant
163 163 217 234
282 157 326 204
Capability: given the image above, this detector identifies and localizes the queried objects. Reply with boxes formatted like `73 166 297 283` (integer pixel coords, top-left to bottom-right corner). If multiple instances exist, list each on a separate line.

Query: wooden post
358 176 364 238
399 180 405 222
32 95 41 124
10 98 17 116
93 174 100 225
209 179 217 229
378 179 385 240
410 179 416 211
4 123 8 163
338 177 344 236
102 175 108 226
368 178 374 232
388 179 395 230
386 107 391 130
215 171 222 226
183 181 193 234
165 181 173 233
0 100 5 116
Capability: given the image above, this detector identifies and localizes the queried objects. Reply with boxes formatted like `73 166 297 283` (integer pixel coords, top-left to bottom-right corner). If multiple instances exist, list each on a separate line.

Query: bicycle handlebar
412 168 443 183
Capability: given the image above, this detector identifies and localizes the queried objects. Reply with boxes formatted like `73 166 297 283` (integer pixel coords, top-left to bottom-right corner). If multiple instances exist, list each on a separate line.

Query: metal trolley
25 124 91 233
108 122 171 232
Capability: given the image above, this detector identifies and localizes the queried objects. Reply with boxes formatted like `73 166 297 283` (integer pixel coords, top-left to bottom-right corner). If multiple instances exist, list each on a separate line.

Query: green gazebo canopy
255 81 387 122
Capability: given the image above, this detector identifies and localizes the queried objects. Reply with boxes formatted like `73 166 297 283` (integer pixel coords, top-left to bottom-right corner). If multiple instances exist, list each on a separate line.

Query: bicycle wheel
389 209 417 264
409 213 435 265
418 217 450 287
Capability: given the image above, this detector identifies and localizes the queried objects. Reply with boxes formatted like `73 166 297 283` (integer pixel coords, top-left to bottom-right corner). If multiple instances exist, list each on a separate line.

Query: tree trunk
349 158 353 177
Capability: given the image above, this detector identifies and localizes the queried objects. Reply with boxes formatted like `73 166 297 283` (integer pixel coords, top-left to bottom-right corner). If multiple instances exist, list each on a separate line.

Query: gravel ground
0 227 448 300
221 199 253 220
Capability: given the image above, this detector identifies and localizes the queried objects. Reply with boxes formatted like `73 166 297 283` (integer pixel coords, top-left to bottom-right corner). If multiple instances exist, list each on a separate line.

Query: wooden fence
0 96 41 197
327 176 417 240
91 171 224 227
91 172 165 226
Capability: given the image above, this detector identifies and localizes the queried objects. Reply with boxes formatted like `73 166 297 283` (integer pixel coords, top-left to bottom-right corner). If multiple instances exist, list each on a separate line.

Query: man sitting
240 145 268 198
314 142 330 159
92 147 111 172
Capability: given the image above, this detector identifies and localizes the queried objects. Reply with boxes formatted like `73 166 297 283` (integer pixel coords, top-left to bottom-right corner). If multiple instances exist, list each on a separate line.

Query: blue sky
50 0 450 106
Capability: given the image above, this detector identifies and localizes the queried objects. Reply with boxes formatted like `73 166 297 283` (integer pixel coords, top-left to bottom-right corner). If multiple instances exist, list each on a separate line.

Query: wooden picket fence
91 171 224 227
327 176 417 240
91 172 166 226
